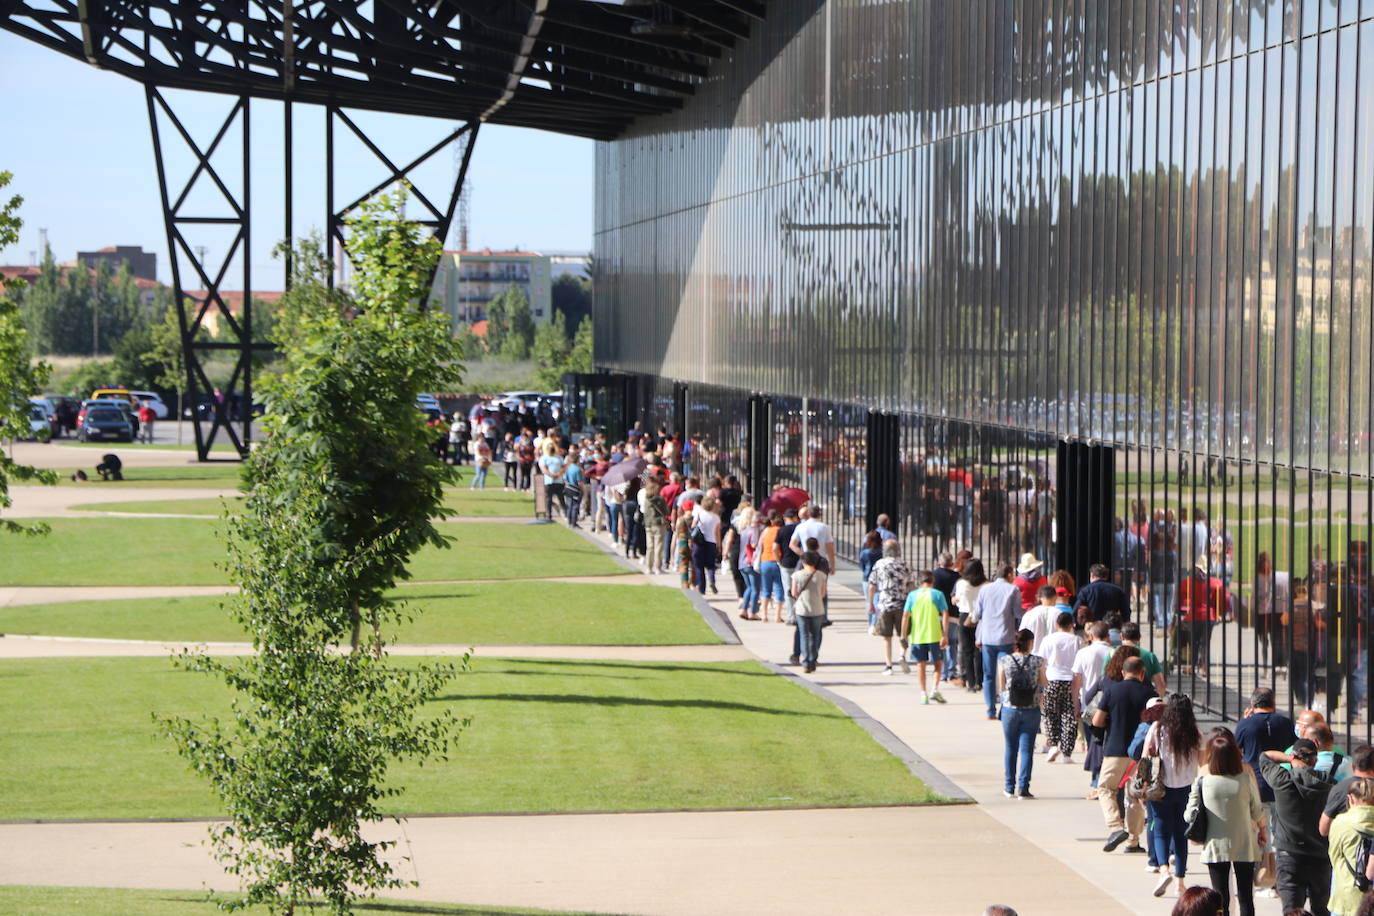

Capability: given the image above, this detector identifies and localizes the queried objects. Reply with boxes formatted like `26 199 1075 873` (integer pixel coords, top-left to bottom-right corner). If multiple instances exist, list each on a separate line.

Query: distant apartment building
429 248 552 331
76 245 157 281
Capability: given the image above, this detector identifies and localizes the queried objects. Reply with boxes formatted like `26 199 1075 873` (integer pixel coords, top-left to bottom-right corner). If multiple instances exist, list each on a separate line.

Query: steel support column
1056 440 1115 591
865 411 900 535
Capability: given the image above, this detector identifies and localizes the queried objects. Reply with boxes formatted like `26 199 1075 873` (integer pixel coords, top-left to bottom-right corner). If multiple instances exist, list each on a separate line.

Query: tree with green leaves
0 171 57 534
551 272 591 333
163 189 466 915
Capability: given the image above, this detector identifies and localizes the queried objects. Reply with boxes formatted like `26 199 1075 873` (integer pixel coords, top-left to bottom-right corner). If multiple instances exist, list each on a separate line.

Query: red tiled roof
442 248 543 257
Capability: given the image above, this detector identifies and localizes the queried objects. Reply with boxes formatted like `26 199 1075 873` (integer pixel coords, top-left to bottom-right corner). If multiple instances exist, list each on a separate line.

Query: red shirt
660 482 682 510
138 405 154 424
1013 573 1045 610
1178 573 1227 622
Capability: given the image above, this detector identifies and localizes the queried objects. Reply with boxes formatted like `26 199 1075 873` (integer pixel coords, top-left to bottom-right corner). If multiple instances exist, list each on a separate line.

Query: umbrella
760 486 809 514
599 456 647 488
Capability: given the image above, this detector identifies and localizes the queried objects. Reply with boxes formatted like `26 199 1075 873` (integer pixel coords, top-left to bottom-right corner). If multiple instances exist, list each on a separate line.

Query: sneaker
1153 873 1173 897
788 655 800 666
881 666 894 676
1103 830 1130 852
921 695 930 705
1061 756 1073 765
1145 864 1160 874
1016 790 1034 799
1002 790 1015 798
1046 747 1061 763
898 657 910 675
867 625 877 636
931 692 946 704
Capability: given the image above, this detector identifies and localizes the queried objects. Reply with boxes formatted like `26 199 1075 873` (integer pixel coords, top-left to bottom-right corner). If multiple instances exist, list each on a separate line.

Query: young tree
0 171 57 534
163 189 466 914
551 272 591 335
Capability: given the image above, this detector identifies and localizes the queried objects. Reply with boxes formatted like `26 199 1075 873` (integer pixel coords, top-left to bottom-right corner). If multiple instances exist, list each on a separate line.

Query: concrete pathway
4 485 239 518
0 634 752 662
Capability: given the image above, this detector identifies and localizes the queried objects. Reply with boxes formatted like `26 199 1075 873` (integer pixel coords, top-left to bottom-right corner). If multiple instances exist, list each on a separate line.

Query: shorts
876 608 902 637
909 642 942 663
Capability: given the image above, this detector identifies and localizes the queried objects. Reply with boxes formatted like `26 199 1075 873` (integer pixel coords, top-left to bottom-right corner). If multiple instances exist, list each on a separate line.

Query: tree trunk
370 607 381 659
350 599 361 654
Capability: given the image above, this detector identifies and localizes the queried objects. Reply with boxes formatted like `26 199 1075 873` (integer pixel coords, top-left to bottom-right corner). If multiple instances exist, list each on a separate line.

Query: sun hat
1016 553 1043 575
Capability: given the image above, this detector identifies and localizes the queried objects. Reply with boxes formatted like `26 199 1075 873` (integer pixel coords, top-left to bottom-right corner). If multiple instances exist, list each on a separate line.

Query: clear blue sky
0 31 595 289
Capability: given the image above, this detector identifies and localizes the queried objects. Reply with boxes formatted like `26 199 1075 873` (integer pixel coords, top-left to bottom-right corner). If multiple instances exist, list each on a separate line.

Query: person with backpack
1185 729 1266 916
997 628 1047 799
1260 739 1335 915
638 478 669 575
1327 777 1374 916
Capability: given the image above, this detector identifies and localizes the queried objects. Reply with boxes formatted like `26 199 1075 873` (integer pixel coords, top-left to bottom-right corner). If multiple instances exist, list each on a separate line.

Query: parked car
128 390 170 420
29 396 60 438
46 394 81 434
22 402 52 441
77 398 139 438
90 387 133 403
78 405 135 442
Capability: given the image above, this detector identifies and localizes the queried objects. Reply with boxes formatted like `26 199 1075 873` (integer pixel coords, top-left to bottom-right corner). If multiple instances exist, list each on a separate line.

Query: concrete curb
758 660 974 804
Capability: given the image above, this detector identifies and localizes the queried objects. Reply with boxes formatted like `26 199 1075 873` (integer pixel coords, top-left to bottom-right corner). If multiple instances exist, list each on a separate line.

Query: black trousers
1207 861 1255 916
1276 851 1330 916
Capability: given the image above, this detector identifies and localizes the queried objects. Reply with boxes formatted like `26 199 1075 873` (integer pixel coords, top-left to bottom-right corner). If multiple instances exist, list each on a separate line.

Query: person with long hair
1170 886 1225 916
1144 693 1204 897
997 628 1048 799
754 512 786 623
859 530 884 633
954 558 989 694
1186 729 1265 916
1329 777 1374 916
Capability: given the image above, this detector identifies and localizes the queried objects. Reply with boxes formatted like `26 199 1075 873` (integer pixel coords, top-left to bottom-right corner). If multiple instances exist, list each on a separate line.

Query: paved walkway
0 481 1281 914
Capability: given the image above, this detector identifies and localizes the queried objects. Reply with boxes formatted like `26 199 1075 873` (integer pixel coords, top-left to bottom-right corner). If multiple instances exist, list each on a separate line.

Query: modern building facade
591 3 1374 731
430 249 553 331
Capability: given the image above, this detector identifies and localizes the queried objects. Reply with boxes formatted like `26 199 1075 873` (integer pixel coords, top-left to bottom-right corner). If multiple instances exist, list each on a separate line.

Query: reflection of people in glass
1336 541 1370 720
1284 582 1317 707
1253 552 1290 668
1149 511 1179 629
1178 556 1229 677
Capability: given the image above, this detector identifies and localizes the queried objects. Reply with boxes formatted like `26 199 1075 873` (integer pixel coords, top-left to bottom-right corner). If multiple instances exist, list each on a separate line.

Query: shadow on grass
469 660 775 678
435 692 836 717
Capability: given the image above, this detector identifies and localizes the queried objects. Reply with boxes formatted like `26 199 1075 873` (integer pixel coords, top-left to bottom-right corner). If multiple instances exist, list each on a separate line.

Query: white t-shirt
1023 604 1052 653
1035 631 1080 681
791 519 833 552
1071 642 1115 704
694 510 721 545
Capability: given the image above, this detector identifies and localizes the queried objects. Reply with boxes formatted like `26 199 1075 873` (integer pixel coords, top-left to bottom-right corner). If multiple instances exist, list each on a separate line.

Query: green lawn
70 487 535 519
0 581 717 645
0 657 934 820
54 464 246 489
0 886 601 915
0 519 624 586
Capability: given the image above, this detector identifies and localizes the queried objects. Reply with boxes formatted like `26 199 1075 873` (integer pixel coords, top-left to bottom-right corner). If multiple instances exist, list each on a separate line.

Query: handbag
1184 776 1208 843
1128 755 1166 802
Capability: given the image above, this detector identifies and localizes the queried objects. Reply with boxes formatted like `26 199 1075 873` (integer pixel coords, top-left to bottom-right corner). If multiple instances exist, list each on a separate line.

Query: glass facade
594 5 1374 733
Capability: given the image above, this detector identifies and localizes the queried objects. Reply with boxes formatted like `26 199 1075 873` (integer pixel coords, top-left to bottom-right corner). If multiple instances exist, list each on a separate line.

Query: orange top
758 525 782 563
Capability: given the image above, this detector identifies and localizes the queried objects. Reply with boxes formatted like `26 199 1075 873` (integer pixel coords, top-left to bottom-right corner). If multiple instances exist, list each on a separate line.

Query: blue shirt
563 463 584 486
973 579 1021 646
539 454 565 484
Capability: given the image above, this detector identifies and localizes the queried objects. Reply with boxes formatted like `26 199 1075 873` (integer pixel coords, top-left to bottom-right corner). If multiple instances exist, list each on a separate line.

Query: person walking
137 401 155 443
974 564 1022 719
859 530 884 634
1260 739 1334 915
469 434 491 489
672 500 695 589
997 628 1047 799
1093 656 1156 853
1074 563 1129 624
932 551 962 681
954 558 988 693
500 432 519 489
901 570 950 704
1186 729 1266 916
690 496 721 595
755 512 786 623
561 456 585 527
790 550 828 673
639 478 669 575
1035 611 1080 762
734 509 763 620
867 539 914 676
1142 693 1203 898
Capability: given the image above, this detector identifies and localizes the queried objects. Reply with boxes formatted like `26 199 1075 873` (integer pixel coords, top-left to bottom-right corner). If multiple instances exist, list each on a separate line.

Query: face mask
1295 724 1303 738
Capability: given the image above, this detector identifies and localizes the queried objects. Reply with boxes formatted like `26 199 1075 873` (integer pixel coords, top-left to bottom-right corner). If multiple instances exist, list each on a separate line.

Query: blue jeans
797 614 824 667
1151 582 1176 628
1148 785 1190 878
471 464 488 489
604 501 622 545
740 567 760 616
999 706 1040 794
982 643 1012 717
759 561 784 601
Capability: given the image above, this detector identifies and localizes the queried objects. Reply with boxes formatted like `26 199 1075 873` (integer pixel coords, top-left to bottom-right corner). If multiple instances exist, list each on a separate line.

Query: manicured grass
0 519 624 586
54 464 246 489
0 657 935 820
0 581 717 645
69 487 535 518
0 886 599 915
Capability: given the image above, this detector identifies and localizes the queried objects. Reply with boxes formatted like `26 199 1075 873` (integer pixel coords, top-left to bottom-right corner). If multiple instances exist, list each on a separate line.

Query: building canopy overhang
1 0 765 140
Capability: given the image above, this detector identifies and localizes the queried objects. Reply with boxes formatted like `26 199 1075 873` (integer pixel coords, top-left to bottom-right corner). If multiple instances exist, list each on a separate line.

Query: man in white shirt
1071 621 1115 710
1036 611 1081 762
790 505 836 580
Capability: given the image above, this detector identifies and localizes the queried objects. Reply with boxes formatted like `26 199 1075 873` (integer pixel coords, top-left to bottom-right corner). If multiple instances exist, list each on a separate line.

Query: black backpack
1348 830 1374 892
1006 655 1037 708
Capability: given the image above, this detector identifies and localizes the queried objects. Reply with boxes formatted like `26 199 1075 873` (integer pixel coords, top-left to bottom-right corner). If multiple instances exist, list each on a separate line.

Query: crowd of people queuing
440 401 1374 915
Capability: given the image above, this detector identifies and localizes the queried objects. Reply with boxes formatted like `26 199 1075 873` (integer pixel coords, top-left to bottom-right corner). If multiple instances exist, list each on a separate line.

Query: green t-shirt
903 587 949 645
1102 645 1162 680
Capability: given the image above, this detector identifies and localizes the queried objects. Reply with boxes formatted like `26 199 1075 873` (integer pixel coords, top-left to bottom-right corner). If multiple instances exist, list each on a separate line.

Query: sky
0 31 596 290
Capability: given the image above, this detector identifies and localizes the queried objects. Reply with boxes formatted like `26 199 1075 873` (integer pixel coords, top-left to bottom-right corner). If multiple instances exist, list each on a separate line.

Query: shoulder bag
1184 775 1209 843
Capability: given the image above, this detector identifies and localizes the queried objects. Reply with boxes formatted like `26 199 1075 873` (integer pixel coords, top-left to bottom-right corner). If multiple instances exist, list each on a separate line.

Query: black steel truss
4 1 767 141
146 87 479 460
